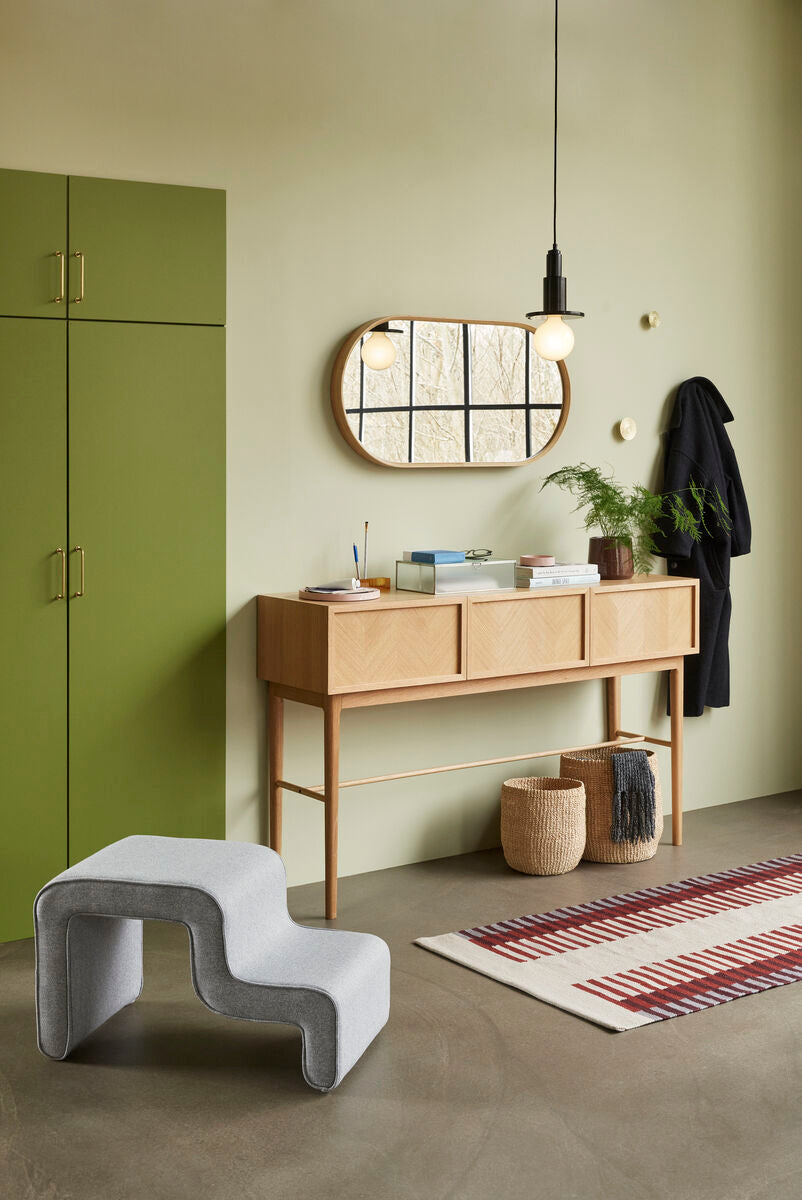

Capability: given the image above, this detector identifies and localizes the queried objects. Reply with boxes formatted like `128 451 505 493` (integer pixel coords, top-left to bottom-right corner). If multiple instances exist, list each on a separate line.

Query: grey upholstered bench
34 835 390 1091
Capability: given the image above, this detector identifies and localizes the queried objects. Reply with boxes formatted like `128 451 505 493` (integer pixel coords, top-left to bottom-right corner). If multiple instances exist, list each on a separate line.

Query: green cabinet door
67 322 225 861
0 169 67 318
0 319 67 941
68 176 225 325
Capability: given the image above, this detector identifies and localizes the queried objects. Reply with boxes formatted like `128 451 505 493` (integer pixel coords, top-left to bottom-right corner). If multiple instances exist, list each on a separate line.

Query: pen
353 543 360 585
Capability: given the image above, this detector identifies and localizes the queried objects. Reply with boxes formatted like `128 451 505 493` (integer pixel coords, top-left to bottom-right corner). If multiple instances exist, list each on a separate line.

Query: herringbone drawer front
590 584 696 664
467 592 587 679
329 603 464 691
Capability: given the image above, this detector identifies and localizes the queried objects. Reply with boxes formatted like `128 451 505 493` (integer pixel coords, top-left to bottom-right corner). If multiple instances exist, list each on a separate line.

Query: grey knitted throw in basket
560 746 663 864
611 750 656 844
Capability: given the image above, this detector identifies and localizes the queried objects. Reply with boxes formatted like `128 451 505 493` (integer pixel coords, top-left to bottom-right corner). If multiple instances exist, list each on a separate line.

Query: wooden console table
257 576 699 918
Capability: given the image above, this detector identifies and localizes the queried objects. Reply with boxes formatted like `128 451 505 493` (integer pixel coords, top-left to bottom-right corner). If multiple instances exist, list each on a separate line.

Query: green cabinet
0 168 225 942
0 169 224 325
68 176 225 325
68 323 226 859
0 169 67 318
0 319 68 942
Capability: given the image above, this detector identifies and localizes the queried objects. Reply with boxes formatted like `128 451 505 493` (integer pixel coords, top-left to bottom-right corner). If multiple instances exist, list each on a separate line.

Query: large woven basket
560 746 663 864
501 776 586 876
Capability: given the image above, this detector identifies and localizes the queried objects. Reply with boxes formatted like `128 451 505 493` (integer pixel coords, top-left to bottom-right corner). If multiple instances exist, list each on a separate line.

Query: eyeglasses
465 549 493 560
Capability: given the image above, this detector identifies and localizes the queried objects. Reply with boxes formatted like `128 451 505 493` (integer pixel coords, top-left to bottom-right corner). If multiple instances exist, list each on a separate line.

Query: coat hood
669 377 734 428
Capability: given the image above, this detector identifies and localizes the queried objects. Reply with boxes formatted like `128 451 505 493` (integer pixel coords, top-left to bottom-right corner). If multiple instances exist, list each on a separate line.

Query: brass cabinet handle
71 545 85 598
54 547 66 600
72 251 85 303
53 251 65 303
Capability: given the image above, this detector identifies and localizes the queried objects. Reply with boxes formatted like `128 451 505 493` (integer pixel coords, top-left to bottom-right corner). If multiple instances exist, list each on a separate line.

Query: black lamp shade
526 246 584 321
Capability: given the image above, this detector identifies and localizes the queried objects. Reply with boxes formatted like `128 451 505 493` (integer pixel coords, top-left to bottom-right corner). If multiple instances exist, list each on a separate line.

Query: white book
515 573 601 589
516 562 597 577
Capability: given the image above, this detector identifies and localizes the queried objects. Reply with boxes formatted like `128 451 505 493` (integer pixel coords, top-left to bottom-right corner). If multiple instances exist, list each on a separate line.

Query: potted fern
540 463 730 578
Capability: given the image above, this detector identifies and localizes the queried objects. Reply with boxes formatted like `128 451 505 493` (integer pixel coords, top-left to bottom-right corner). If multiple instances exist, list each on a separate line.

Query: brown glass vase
588 536 634 580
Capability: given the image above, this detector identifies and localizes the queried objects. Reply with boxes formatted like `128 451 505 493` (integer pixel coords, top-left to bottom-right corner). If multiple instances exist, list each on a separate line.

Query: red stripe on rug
459 858 802 959
579 942 802 1016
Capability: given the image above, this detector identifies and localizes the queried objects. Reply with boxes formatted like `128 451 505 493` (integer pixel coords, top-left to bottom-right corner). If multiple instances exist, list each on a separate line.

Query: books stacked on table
515 562 601 589
402 550 465 564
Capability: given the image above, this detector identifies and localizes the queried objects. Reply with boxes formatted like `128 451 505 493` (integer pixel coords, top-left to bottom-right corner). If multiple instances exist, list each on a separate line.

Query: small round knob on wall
618 417 637 441
646 310 660 328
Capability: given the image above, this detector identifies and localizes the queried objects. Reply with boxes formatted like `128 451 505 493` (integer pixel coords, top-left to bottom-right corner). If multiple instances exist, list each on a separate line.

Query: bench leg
324 696 342 920
35 908 142 1059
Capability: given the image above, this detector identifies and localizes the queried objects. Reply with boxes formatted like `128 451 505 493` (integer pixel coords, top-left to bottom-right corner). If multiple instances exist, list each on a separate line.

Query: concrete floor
1 792 800 1200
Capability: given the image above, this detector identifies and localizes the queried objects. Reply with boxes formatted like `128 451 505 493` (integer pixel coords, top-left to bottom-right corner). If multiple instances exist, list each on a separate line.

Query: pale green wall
1 0 798 885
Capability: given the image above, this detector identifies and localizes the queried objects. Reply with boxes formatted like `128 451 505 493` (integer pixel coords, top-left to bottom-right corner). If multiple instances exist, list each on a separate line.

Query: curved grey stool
34 835 390 1091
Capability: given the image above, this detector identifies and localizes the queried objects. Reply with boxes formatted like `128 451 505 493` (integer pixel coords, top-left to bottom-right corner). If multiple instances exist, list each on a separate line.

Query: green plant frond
540 465 733 576
711 483 733 533
540 463 631 539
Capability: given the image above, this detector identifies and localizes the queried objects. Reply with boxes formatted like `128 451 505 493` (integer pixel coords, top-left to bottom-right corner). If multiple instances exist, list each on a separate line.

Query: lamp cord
553 0 558 247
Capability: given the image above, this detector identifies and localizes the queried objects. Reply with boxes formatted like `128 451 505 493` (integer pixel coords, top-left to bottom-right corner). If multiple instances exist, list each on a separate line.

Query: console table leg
669 662 684 845
605 675 622 741
324 696 342 920
268 690 284 853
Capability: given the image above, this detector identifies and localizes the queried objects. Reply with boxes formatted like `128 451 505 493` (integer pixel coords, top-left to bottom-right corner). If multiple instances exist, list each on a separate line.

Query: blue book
408 550 466 565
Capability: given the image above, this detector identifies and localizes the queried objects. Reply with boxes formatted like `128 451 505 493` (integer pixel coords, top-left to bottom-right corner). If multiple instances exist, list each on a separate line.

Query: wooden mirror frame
331 316 570 469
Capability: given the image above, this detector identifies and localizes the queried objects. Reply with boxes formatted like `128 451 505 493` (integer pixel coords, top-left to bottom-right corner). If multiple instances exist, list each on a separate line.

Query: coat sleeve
655 446 697 560
726 462 751 557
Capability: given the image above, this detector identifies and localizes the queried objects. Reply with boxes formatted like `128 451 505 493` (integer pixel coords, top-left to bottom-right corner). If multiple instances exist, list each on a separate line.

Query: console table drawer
590 584 697 664
329 603 464 692
467 592 588 679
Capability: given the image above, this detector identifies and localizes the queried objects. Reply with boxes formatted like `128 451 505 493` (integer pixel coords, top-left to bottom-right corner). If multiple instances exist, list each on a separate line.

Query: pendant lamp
526 0 584 360
361 322 403 371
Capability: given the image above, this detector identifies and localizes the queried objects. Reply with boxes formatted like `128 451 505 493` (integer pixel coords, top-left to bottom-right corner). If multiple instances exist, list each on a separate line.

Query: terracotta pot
588 536 634 580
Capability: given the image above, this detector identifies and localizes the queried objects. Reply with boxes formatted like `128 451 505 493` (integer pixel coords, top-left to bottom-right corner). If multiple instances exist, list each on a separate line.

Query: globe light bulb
361 331 396 371
533 315 575 361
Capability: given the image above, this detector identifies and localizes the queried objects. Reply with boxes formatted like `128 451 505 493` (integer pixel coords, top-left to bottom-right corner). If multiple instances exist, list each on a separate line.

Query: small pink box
519 554 556 567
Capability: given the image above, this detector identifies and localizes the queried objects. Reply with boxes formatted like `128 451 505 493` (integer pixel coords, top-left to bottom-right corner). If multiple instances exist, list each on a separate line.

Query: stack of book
515 562 601 589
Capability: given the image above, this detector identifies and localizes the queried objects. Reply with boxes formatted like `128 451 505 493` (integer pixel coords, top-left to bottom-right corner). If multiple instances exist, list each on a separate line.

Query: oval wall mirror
331 317 570 468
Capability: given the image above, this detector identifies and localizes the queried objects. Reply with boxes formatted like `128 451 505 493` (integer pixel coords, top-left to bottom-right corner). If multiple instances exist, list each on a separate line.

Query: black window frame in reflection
352 323 562 464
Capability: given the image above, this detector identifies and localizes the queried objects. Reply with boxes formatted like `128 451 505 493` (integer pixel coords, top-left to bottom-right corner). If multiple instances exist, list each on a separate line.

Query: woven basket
501 776 586 876
560 746 663 864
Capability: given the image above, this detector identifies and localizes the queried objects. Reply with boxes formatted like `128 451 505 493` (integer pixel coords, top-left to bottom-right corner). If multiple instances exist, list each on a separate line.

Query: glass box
395 559 516 595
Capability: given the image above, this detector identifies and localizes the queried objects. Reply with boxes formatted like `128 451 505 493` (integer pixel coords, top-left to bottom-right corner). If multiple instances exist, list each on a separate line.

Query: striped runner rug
415 854 802 1029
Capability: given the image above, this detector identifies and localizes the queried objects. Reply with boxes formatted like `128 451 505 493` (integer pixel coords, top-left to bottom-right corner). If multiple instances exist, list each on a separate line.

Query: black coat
655 377 751 717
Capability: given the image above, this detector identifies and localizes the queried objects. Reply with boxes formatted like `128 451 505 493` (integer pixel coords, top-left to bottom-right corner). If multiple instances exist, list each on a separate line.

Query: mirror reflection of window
413 322 464 463
470 325 528 462
344 321 411 463
528 351 563 457
340 319 564 466
414 408 465 464
361 410 408 464
471 324 526 405
414 322 464 407
472 408 528 463
362 321 410 411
